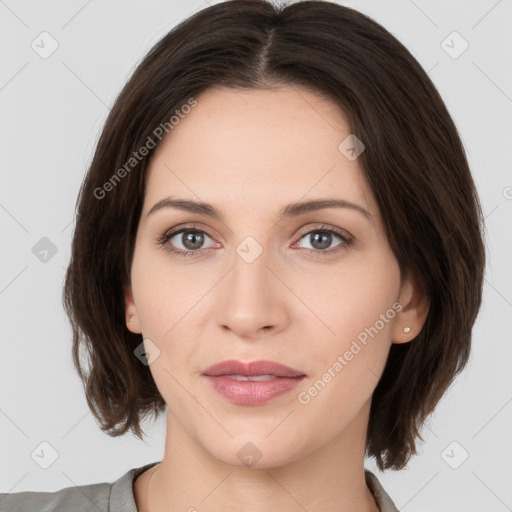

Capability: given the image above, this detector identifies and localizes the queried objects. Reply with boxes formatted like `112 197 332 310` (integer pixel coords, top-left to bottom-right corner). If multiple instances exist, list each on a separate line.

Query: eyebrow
147 197 372 221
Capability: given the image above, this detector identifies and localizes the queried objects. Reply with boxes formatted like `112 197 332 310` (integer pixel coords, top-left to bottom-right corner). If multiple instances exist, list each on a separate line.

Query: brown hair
62 0 486 470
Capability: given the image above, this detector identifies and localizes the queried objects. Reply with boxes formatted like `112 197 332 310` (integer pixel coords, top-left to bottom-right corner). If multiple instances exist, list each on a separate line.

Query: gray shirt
0 462 399 511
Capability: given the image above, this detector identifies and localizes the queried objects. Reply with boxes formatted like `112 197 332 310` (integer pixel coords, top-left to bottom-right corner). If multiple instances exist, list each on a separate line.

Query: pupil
312 232 331 250
184 231 203 250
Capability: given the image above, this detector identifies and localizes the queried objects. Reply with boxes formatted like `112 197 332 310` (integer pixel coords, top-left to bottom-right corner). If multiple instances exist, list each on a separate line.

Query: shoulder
0 461 159 512
0 481 111 512
365 469 400 512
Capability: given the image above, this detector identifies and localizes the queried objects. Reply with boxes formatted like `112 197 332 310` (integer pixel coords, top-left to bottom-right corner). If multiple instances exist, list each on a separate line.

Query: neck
139 402 379 512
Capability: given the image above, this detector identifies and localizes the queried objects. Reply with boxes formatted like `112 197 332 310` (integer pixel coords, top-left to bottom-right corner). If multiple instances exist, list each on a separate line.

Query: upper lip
202 359 305 378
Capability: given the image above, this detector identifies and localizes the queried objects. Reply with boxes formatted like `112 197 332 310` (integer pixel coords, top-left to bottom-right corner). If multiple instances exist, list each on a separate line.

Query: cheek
331 271 399 351
129 247 207 403
294 252 400 399
293 250 400 346
130 241 209 338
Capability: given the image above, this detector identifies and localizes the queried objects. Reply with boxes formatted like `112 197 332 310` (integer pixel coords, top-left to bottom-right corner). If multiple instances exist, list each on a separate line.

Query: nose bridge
230 241 274 308
217 239 284 336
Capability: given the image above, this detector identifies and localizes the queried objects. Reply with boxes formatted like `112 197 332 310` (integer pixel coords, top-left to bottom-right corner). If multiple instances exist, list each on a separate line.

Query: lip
202 359 306 406
202 359 305 378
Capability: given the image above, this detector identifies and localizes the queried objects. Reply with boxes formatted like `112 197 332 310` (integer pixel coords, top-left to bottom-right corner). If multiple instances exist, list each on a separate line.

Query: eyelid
159 222 218 242
295 223 353 241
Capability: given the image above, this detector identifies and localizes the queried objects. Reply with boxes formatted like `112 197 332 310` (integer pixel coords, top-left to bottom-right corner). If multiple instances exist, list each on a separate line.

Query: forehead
143 86 376 219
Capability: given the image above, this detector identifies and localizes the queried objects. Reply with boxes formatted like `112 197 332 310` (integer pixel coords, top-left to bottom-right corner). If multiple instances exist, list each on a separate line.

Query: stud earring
403 326 411 333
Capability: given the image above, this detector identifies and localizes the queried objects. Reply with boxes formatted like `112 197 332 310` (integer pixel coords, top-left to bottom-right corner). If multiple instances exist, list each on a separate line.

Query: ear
124 282 142 334
391 272 430 344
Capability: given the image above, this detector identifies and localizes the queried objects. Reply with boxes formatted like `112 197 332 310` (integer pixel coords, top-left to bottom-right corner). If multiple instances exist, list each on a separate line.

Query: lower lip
203 375 305 405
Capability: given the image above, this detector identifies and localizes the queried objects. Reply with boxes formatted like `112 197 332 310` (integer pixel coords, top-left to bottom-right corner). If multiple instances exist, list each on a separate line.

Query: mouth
202 359 306 406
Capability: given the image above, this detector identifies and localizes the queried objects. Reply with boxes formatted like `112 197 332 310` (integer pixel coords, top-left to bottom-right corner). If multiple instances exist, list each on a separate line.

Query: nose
215 251 289 340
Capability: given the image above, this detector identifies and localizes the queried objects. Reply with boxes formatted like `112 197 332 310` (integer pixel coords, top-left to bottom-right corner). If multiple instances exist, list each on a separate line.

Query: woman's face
125 85 422 467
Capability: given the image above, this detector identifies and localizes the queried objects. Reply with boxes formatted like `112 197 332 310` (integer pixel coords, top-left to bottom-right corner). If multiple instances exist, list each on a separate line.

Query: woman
0 0 485 511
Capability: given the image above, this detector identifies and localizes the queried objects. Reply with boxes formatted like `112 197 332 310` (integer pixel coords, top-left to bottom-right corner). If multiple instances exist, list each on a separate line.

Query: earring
403 326 411 333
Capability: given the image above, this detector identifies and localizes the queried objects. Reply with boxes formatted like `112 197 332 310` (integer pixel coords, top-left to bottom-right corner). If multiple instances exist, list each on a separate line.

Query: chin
202 433 310 470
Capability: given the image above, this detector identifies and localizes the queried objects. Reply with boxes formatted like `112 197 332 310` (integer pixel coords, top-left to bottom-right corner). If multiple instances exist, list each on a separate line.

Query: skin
125 85 429 512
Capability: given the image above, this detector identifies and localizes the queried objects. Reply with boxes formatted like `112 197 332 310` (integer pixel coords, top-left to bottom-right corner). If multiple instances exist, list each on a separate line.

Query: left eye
295 228 351 253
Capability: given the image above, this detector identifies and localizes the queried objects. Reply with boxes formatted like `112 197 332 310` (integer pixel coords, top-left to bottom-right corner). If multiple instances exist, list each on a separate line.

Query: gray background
1 0 511 510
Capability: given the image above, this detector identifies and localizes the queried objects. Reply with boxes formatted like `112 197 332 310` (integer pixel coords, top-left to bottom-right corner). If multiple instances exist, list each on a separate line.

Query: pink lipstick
202 359 306 405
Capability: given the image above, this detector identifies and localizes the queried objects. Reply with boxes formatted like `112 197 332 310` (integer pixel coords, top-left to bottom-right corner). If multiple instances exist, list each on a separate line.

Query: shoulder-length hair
62 0 486 471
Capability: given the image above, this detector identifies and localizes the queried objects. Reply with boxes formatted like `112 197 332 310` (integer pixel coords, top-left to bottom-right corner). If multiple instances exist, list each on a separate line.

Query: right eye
157 226 218 258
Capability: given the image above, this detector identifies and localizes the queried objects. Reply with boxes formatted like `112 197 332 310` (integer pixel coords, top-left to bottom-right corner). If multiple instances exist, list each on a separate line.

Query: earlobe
124 283 141 333
392 274 430 344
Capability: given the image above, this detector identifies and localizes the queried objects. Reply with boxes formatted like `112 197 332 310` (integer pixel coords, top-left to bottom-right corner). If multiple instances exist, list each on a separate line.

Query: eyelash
156 223 354 259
